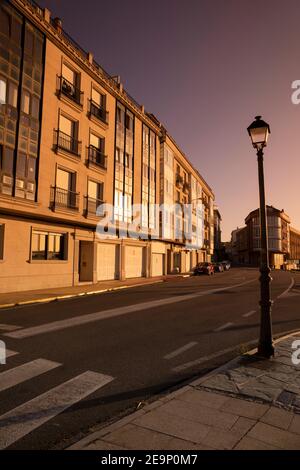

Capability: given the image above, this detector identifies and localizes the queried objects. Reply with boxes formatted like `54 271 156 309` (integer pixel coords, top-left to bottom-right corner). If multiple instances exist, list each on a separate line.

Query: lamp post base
257 341 275 359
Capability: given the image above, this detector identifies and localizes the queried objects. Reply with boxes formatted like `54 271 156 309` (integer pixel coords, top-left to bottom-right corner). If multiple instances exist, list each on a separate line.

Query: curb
0 276 192 311
68 329 300 450
0 280 165 310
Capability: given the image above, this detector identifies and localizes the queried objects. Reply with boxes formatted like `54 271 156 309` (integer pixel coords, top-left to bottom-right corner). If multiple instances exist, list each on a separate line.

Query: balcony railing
88 145 107 169
54 129 81 156
85 196 104 216
51 186 79 211
89 100 108 124
57 75 83 106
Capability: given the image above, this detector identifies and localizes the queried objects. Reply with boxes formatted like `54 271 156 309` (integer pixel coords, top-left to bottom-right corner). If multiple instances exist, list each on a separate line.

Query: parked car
194 262 214 276
213 262 224 273
221 261 231 271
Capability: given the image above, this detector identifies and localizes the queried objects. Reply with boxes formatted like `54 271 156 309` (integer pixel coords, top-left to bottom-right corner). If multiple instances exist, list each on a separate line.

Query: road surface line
5 279 256 340
0 359 61 393
214 322 234 332
242 310 256 318
0 370 114 449
173 346 239 372
6 350 18 358
277 277 295 299
164 342 198 360
0 324 22 332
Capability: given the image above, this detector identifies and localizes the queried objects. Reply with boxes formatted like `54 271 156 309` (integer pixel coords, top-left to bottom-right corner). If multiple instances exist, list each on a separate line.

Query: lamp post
247 116 274 358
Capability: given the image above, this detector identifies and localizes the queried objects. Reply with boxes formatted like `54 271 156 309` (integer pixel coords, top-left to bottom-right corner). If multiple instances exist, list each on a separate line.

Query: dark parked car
194 262 214 276
212 262 224 273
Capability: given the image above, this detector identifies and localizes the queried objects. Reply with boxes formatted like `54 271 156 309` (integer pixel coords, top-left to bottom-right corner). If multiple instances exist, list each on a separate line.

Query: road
0 267 299 450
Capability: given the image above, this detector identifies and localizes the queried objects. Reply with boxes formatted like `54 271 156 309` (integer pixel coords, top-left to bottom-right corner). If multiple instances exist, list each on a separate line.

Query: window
92 88 105 108
8 82 18 107
0 78 6 105
0 8 10 37
88 180 103 201
56 168 74 191
90 133 102 150
32 230 66 261
62 63 76 85
61 63 81 104
21 90 30 114
57 115 79 154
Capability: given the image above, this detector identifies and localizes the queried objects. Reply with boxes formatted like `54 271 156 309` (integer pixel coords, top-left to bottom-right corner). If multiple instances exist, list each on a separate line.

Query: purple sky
38 0 300 240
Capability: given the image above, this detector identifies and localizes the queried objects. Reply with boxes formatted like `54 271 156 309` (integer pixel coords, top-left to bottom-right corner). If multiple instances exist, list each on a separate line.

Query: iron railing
57 75 83 106
85 196 104 216
89 100 108 124
51 186 79 210
54 129 81 156
88 145 107 169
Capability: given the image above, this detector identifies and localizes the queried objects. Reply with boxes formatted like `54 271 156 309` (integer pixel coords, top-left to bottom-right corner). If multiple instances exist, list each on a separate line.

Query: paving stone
289 414 300 435
230 417 256 437
83 440 128 450
201 374 240 394
248 422 300 450
180 389 230 409
260 406 294 430
133 409 210 444
158 398 238 430
234 436 281 450
202 428 243 450
102 424 208 450
220 397 269 419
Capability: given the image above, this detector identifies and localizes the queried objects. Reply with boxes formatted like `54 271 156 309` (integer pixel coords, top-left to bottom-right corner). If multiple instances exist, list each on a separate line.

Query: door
97 243 118 280
125 246 144 278
151 253 164 277
79 241 94 282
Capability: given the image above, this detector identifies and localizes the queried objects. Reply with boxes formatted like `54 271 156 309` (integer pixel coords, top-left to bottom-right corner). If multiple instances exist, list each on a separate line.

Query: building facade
230 206 300 269
0 0 215 293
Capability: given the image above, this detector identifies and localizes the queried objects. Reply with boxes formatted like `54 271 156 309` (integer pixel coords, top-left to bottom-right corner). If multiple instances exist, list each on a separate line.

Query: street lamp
247 116 274 358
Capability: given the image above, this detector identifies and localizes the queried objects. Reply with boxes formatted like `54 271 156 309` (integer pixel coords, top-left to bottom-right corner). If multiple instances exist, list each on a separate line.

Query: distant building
213 207 222 261
230 206 300 269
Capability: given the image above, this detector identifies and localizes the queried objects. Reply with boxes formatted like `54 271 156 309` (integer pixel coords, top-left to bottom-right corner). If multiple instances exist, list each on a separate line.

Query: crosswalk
0 343 114 449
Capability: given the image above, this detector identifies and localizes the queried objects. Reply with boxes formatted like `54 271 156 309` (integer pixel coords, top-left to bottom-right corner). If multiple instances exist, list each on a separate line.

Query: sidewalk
0 275 190 310
70 332 300 450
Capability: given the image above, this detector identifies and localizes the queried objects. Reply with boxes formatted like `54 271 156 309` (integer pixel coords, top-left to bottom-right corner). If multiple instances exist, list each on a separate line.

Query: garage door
125 246 144 279
97 243 118 281
152 253 164 277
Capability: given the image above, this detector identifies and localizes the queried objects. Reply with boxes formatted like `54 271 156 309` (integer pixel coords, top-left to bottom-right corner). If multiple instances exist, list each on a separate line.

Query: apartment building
229 206 300 269
0 0 215 293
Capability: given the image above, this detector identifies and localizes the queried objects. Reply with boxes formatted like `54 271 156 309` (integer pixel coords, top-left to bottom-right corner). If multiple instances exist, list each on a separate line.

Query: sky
38 0 300 240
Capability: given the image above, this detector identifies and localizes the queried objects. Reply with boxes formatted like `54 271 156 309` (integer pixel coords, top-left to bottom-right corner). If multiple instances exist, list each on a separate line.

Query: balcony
89 100 108 124
87 145 107 170
85 196 104 217
54 130 81 156
57 75 83 106
50 186 79 211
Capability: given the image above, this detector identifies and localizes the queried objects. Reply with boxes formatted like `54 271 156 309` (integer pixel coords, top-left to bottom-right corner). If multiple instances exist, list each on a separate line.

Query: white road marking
173 346 239 372
277 277 295 298
0 359 61 393
164 342 198 360
0 371 114 449
214 322 234 332
5 279 256 339
0 324 21 332
242 310 256 318
6 350 18 359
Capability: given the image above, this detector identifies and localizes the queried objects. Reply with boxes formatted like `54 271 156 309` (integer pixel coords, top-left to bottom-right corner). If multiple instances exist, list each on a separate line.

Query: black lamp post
247 116 274 358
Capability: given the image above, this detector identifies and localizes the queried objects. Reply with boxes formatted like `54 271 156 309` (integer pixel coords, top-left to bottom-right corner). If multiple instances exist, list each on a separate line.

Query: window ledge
88 112 109 130
57 92 83 113
29 259 69 264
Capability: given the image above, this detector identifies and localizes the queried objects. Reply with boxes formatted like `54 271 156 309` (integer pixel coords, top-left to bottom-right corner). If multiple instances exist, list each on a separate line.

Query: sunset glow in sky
39 0 300 240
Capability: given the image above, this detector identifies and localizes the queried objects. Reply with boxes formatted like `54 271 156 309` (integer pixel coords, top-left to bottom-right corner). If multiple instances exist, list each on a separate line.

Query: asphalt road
0 267 299 450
